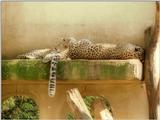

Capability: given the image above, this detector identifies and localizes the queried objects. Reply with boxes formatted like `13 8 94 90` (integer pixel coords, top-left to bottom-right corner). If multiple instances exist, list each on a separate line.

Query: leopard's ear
135 48 139 52
135 47 141 52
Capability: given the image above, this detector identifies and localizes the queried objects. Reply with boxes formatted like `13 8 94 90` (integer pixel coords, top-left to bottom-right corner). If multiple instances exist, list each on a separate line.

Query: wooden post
144 2 160 119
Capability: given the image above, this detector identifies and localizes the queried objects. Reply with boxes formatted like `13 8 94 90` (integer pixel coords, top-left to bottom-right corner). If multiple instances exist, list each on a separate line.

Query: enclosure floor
2 80 148 119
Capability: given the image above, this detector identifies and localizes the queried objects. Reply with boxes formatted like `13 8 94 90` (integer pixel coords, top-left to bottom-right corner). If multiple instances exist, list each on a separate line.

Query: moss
100 62 131 80
2 60 50 80
57 61 65 80
2 59 137 81
58 60 89 80
15 60 49 80
66 112 76 120
69 60 89 80
2 61 11 80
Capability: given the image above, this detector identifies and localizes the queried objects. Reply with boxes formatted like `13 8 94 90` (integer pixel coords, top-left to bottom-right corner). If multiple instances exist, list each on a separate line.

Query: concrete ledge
2 59 142 81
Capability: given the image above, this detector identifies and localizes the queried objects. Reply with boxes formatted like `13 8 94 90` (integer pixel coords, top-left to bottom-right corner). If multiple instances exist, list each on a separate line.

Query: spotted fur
16 49 51 59
63 37 144 62
48 53 60 97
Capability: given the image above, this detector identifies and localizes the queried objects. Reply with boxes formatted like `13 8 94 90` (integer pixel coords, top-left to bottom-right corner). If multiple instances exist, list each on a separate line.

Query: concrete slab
2 59 142 81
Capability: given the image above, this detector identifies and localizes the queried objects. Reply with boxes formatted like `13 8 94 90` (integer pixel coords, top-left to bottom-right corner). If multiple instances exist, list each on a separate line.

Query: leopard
59 37 144 62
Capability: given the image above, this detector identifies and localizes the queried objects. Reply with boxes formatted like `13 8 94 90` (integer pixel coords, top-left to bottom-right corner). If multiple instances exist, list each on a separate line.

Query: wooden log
66 88 93 120
144 2 160 119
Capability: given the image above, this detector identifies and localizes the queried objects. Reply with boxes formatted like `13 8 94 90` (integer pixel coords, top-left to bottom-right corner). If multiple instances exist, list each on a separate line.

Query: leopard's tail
48 55 59 97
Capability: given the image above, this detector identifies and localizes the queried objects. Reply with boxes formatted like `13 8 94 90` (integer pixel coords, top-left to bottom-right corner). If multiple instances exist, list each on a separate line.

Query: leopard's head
61 37 77 49
134 45 145 62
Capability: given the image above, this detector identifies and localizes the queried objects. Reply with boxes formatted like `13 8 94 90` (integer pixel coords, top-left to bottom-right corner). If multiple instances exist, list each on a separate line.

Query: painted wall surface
2 2 155 59
2 80 149 119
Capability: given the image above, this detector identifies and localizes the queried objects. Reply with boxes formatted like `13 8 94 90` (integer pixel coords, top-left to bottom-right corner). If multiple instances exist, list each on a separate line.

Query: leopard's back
68 39 144 62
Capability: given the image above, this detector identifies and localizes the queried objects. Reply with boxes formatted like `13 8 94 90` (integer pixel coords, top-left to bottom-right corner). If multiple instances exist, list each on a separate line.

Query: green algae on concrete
100 62 134 80
2 59 50 80
2 59 142 81
57 60 90 80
